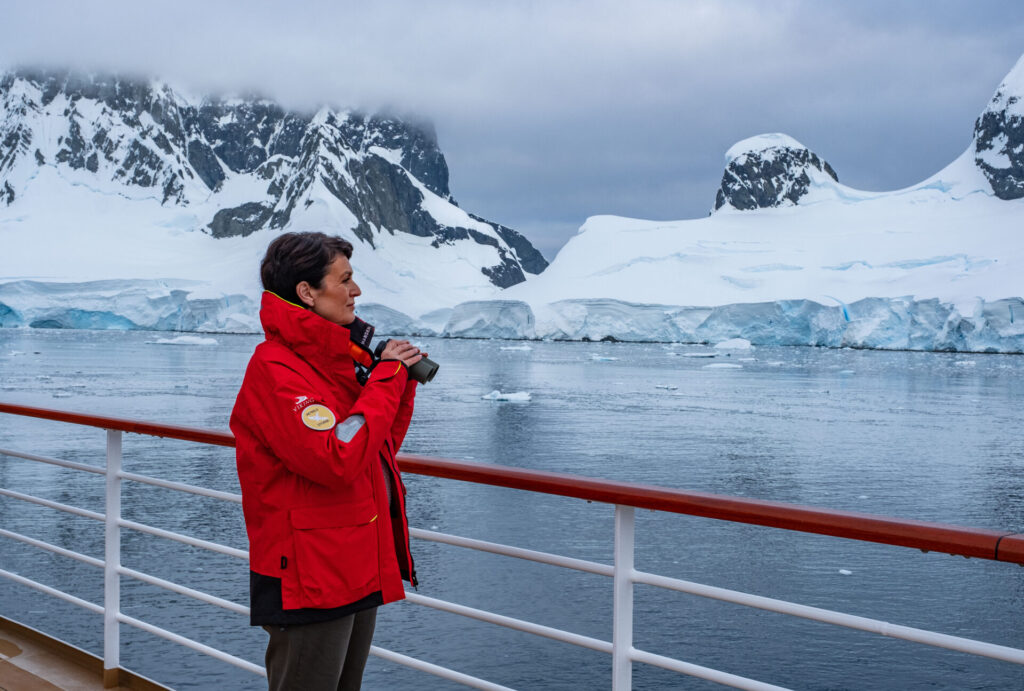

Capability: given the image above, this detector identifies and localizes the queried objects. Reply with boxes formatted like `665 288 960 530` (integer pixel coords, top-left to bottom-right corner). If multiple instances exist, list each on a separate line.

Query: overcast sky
2 0 1022 258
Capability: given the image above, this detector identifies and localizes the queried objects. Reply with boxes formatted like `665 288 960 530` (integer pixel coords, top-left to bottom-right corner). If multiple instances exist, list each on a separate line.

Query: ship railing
1 401 1023 691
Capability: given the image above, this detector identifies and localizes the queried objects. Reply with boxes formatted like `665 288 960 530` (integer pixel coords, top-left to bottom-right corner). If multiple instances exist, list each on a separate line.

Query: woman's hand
380 339 426 368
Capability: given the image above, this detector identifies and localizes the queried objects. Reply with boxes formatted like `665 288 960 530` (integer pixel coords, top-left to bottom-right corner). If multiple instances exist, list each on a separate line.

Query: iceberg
147 336 220 346
714 338 753 351
481 390 532 402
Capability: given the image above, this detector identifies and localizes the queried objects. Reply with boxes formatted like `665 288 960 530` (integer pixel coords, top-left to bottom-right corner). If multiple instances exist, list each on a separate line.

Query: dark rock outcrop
208 202 275 238
974 59 1024 200
714 134 838 211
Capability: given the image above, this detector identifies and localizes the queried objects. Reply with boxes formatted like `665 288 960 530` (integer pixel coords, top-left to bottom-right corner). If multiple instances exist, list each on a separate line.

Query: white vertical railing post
104 429 122 686
612 504 635 690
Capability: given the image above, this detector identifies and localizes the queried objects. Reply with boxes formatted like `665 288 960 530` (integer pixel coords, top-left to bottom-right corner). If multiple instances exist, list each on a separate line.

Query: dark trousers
263 607 377 691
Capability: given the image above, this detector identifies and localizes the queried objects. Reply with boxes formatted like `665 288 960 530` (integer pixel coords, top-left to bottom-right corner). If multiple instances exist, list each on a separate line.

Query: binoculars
374 340 439 384
345 317 438 385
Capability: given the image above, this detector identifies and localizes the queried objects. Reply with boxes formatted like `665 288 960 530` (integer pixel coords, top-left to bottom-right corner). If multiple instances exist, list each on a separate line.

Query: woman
230 231 422 690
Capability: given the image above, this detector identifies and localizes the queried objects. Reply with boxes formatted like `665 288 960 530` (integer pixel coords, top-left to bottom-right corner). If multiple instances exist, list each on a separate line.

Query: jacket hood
260 291 353 365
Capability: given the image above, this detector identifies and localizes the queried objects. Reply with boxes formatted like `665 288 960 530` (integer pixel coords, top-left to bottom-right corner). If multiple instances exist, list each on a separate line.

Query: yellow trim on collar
264 290 308 310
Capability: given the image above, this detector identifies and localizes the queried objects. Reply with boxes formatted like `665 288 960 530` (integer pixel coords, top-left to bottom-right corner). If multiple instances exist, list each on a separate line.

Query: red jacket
230 292 417 610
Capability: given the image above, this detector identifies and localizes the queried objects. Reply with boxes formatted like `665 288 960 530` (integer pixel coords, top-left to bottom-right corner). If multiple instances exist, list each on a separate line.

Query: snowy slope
507 150 1016 311
0 70 545 327
481 148 1022 351
454 56 1024 352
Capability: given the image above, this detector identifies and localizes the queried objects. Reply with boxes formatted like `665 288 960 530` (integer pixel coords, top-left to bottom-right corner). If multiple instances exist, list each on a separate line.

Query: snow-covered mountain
2 56 1024 354
455 55 1024 353
0 69 546 327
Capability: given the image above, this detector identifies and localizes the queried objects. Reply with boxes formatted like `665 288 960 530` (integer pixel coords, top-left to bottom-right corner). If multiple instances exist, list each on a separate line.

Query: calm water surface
0 328 1022 690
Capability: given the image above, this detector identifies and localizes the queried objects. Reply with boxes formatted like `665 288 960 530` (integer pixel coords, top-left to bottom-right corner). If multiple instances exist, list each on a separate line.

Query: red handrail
2 401 1022 564
0 402 235 447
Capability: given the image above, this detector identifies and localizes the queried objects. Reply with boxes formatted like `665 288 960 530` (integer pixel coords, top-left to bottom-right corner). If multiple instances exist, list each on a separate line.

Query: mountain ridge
0 68 546 291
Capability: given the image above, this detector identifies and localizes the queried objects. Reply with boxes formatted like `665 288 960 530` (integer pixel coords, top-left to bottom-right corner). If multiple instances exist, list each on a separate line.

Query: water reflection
1 329 1022 689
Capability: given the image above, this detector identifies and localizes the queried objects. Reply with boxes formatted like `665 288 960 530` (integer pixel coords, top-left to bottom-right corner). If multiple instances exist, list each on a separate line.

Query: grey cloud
1 0 1022 258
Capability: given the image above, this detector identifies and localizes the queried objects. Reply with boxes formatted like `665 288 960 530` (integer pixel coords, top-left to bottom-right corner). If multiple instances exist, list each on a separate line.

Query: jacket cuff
368 359 409 385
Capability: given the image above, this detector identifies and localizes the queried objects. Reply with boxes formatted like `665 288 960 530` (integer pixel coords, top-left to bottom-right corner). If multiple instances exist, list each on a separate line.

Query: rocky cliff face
974 56 1024 200
713 133 838 211
0 69 546 288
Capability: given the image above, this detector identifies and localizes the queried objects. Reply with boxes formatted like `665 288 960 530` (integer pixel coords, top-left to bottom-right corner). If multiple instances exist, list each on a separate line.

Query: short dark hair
260 232 354 306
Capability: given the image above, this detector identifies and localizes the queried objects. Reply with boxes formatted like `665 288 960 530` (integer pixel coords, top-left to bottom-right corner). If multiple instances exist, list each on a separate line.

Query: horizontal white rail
0 446 104 474
0 567 104 615
406 592 612 654
119 470 243 503
0 487 104 521
119 566 249 616
4 406 1024 690
630 648 791 691
0 527 104 568
118 517 249 560
632 570 1024 665
370 645 515 691
117 612 266 677
412 527 614 577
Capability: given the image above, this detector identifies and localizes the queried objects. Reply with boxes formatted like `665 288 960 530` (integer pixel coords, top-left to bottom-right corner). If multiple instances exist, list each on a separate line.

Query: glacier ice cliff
437 296 1024 353
4 279 1021 354
0 280 259 333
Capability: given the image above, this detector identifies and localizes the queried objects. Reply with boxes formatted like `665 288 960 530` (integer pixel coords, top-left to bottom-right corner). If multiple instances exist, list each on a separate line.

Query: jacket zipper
383 438 417 588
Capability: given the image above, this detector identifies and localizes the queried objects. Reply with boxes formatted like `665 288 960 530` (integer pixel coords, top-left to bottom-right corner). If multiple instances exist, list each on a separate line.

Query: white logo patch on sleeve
334 414 366 443
301 404 337 431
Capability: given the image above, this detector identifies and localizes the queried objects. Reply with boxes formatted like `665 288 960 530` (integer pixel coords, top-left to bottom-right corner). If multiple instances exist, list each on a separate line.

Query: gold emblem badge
301 404 336 431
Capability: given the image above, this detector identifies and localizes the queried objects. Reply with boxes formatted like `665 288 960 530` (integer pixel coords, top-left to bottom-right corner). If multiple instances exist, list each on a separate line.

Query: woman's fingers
380 340 422 366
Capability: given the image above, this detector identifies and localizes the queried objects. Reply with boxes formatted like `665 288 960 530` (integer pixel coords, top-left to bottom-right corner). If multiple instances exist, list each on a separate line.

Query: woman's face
298 255 361 325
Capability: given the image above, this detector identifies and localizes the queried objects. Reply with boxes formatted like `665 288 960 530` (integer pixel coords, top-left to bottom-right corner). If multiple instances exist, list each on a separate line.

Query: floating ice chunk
953 360 977 367
838 370 855 375
838 569 853 576
681 353 716 358
590 355 618 361
703 363 743 369
655 384 679 390
52 392 73 398
481 390 532 402
500 345 533 351
147 336 219 346
715 338 753 350
738 357 757 362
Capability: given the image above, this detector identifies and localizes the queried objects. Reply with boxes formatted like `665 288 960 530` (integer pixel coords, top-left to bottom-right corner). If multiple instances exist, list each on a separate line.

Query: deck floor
0 619 165 691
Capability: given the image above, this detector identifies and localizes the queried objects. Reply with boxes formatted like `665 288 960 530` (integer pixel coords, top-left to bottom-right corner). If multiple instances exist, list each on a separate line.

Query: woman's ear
295 281 316 308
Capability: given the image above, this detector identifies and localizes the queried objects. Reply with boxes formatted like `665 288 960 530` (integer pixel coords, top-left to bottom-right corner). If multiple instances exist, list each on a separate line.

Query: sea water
0 329 1022 690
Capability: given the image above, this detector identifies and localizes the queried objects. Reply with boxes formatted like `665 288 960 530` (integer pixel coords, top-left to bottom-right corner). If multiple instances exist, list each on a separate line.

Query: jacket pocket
289 501 379 606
